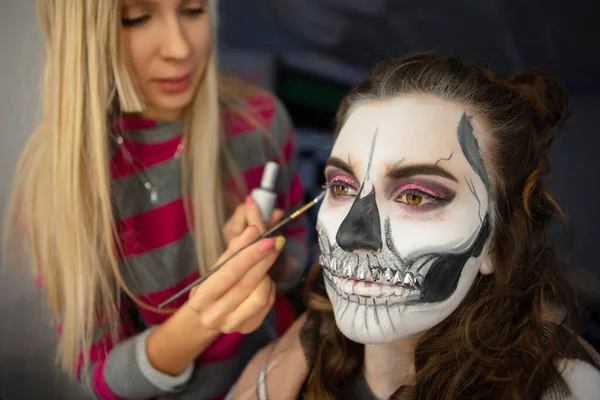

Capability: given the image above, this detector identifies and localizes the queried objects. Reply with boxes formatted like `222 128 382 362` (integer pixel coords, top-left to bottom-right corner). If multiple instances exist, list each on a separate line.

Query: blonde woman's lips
153 74 191 93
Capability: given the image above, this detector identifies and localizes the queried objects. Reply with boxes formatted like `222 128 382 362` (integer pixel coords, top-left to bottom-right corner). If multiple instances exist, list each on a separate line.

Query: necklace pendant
150 190 158 204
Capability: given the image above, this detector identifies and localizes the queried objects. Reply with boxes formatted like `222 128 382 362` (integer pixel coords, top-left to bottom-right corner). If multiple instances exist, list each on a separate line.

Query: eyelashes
122 15 150 27
183 7 207 16
393 183 452 208
394 189 447 207
322 178 452 209
321 182 358 198
121 7 206 27
322 174 360 198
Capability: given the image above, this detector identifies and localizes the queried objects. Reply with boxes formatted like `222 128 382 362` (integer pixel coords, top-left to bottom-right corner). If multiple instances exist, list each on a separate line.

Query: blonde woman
4 1 308 399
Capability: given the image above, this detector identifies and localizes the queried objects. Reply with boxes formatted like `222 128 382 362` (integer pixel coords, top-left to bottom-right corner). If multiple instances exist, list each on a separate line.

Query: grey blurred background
1 1 599 398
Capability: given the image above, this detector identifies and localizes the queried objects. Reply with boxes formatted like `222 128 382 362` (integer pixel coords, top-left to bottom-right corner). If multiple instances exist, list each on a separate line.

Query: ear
479 258 495 275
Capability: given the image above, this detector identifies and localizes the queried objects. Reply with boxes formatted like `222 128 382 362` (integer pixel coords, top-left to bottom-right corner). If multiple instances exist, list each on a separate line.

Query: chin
157 92 195 111
323 257 481 345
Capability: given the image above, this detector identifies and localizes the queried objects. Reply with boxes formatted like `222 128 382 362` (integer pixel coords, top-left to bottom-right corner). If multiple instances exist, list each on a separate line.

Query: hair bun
507 69 571 140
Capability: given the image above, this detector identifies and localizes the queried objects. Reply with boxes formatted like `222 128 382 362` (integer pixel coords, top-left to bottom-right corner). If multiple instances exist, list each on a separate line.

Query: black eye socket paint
335 128 382 252
336 188 383 252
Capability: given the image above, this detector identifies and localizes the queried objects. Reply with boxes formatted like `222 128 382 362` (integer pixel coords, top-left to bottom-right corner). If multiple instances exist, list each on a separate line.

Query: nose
335 187 382 252
160 17 191 60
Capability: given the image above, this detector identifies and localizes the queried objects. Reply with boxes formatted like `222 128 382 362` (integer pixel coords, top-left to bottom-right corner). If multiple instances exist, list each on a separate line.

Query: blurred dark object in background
219 0 600 92
218 0 600 349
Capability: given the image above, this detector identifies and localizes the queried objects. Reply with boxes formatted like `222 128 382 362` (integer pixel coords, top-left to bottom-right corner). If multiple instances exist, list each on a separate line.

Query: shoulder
220 82 293 146
546 334 600 399
553 358 600 399
228 313 309 400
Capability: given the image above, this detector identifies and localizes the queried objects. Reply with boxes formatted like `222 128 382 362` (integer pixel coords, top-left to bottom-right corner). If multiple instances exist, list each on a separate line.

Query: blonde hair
3 0 256 378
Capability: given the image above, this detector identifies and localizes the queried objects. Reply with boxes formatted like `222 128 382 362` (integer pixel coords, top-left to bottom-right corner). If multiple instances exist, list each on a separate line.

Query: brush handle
157 191 325 309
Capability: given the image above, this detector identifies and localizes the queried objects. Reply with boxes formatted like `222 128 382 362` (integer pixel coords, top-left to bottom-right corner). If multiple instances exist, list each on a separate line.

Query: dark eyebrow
324 157 355 177
386 163 459 183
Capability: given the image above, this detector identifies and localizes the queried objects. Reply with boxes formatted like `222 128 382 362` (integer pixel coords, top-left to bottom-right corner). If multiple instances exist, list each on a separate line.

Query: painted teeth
346 255 359 273
415 274 424 288
393 270 403 285
403 271 414 286
371 268 380 282
344 264 353 278
368 253 379 268
384 268 394 283
323 257 425 290
357 266 368 280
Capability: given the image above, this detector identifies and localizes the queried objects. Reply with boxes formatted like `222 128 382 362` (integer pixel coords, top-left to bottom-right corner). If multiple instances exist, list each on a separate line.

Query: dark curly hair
301 52 582 399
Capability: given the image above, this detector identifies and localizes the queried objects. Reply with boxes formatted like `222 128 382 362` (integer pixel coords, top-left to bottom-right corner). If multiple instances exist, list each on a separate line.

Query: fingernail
275 236 286 251
260 238 275 252
246 195 254 205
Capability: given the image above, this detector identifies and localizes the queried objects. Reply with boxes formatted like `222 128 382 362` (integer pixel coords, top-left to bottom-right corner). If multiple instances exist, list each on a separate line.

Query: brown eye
406 193 423 206
332 184 349 196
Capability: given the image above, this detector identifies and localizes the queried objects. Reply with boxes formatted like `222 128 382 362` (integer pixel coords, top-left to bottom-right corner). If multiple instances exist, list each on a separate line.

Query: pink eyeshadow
330 174 359 188
399 183 445 198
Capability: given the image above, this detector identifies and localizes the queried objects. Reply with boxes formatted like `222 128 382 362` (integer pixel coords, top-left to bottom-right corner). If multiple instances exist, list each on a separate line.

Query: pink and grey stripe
58 94 307 399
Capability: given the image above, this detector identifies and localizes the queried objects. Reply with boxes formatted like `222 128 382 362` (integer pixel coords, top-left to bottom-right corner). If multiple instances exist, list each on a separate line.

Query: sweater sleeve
54 294 194 400
269 98 310 288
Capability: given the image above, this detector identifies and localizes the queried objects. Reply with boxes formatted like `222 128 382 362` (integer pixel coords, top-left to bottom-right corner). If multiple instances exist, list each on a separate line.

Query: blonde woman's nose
160 20 191 60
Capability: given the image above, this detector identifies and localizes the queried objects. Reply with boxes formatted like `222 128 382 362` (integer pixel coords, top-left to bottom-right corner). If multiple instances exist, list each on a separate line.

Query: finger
218 222 262 263
210 226 252 271
237 298 273 334
245 196 266 234
267 208 285 229
198 242 281 325
221 277 276 334
238 279 276 334
190 233 285 308
189 285 199 300
222 205 248 243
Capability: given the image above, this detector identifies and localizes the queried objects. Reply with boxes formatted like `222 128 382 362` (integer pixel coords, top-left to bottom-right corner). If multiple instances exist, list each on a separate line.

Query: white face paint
316 95 492 344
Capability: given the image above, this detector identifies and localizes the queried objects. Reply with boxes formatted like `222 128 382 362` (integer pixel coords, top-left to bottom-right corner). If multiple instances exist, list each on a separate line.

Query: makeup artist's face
120 0 212 120
316 94 493 344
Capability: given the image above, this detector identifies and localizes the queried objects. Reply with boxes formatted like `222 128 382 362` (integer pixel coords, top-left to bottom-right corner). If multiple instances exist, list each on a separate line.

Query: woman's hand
146 225 285 376
189 225 284 334
222 196 285 245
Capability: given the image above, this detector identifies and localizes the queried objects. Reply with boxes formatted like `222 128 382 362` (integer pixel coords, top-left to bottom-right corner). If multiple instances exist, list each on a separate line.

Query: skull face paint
317 95 491 344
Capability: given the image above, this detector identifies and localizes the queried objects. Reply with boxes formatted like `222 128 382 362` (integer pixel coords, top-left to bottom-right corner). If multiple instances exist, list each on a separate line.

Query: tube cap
260 162 280 191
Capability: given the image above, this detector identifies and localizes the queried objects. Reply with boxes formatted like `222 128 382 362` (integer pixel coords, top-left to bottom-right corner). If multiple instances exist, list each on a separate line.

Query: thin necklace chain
114 134 184 204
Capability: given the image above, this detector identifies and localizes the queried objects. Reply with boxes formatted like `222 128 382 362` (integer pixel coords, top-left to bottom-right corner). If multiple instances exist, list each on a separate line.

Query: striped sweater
75 94 308 400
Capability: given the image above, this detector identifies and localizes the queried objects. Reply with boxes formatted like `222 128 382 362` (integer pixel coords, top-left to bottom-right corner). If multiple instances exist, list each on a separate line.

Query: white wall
0 3 87 399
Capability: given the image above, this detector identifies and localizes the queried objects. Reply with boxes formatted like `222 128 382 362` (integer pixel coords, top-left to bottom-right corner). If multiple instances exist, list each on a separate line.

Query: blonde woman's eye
184 8 206 16
121 14 150 27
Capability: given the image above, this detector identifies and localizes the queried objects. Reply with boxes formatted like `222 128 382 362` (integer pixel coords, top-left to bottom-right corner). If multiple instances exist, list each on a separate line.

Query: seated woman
227 52 600 399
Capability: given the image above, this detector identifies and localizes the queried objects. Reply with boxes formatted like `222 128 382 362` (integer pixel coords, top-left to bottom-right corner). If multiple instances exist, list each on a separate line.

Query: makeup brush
158 191 326 309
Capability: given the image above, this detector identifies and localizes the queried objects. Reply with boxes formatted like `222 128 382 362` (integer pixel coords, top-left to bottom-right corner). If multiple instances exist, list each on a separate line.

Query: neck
140 106 184 121
363 333 422 399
